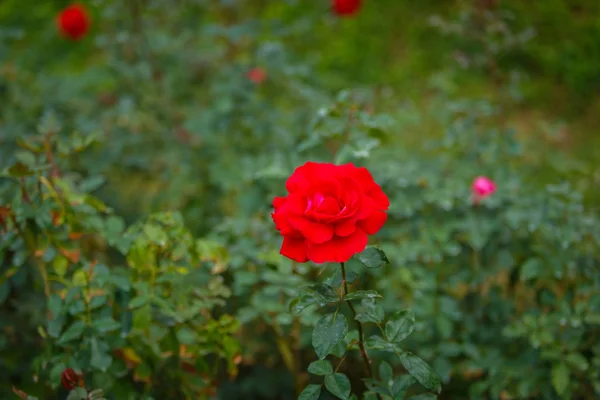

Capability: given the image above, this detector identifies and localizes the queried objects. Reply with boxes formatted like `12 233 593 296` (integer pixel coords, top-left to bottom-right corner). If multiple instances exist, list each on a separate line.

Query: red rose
332 0 362 16
60 368 82 390
57 4 90 40
247 67 267 84
272 162 389 263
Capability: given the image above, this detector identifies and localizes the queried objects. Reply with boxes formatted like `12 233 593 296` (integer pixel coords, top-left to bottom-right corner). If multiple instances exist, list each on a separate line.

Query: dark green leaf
520 258 542 281
92 317 120 333
584 314 600 325
344 290 382 301
356 299 384 324
331 340 347 358
308 359 334 376
89 295 108 310
392 375 416 399
129 295 149 309
143 225 167 245
355 247 390 269
551 363 569 395
80 176 106 192
379 361 393 385
90 338 112 372
290 295 315 315
105 216 125 235
307 284 339 306
407 394 437 400
47 317 65 338
111 274 131 291
291 283 338 314
398 352 441 394
298 384 321 400
386 310 415 343
565 353 589 371
177 327 196 345
312 313 348 360
325 373 351 400
363 378 391 397
366 335 395 352
326 266 357 287
58 320 86 343
66 387 88 400
68 300 86 316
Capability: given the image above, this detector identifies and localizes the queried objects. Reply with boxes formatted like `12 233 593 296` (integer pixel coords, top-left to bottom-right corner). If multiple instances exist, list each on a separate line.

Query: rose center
306 192 342 215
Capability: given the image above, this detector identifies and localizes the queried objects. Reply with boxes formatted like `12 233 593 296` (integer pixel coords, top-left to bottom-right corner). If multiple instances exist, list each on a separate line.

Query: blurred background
1 0 599 399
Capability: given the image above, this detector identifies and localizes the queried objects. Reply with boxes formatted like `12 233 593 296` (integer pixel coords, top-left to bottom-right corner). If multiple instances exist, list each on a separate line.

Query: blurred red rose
272 162 389 263
57 4 90 40
332 0 362 16
247 67 267 84
60 368 83 390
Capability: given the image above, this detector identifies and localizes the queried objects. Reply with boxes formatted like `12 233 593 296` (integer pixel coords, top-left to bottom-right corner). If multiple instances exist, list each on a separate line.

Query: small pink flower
472 176 496 203
247 67 267 84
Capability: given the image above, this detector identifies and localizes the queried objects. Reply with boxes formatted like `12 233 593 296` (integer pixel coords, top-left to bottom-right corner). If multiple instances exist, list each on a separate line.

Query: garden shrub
1 1 599 400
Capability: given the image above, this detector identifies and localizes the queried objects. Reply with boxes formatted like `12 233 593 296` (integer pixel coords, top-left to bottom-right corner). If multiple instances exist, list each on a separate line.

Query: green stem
340 263 377 379
472 248 480 283
340 262 383 400
36 260 50 298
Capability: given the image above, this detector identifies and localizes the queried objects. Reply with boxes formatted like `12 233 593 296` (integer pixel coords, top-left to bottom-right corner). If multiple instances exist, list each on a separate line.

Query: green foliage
324 373 352 400
1 1 600 400
312 313 349 361
1 128 239 398
295 255 440 399
356 247 390 269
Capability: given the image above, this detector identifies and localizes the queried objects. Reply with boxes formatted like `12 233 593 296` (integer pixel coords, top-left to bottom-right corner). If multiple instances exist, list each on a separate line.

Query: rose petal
280 237 308 262
286 162 338 193
308 179 343 199
273 196 287 210
357 194 378 219
288 216 334 244
349 165 376 188
278 194 307 216
334 218 357 237
367 186 390 210
317 197 341 215
307 228 368 264
272 213 293 235
358 210 387 235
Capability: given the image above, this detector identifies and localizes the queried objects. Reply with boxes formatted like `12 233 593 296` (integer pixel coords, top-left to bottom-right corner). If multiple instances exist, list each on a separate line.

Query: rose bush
1 1 600 399
272 162 389 263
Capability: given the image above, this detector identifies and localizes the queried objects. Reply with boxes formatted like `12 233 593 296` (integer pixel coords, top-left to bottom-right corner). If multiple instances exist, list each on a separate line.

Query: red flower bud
60 368 82 390
57 4 90 41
